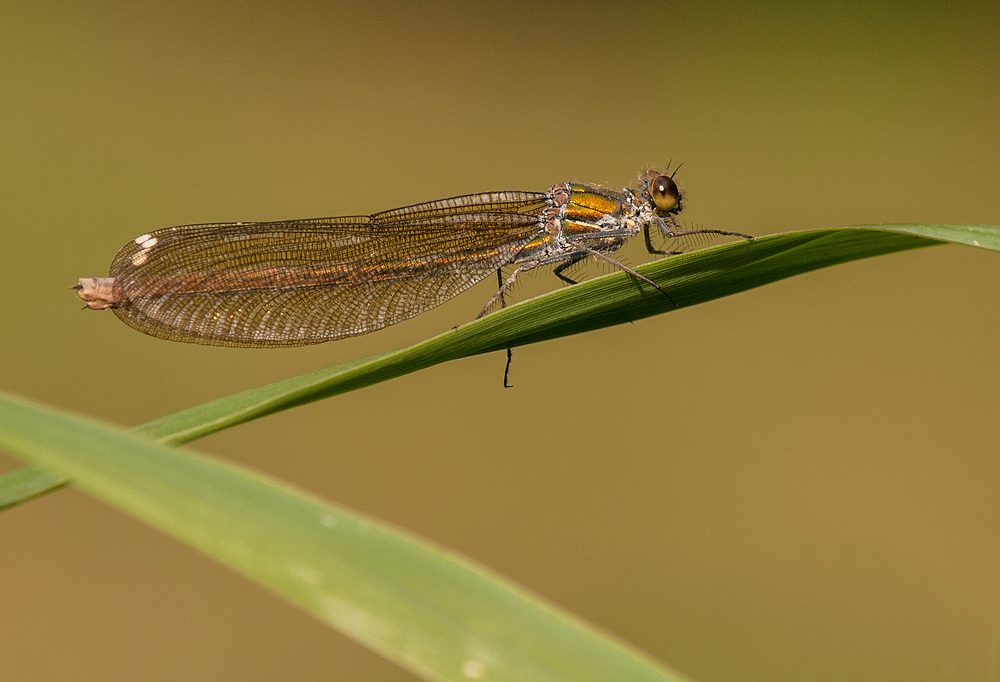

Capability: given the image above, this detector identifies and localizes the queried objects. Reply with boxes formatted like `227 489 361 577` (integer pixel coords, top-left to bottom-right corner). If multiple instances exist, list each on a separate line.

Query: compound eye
650 175 679 211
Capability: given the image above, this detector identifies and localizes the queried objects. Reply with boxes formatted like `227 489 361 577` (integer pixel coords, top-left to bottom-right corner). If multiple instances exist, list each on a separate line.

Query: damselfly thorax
75 169 750 347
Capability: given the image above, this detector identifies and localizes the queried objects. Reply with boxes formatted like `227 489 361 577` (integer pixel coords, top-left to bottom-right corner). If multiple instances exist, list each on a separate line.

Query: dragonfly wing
106 193 549 347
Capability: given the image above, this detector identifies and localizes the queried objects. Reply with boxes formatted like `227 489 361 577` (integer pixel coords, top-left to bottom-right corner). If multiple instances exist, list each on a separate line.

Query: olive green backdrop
2 1 1000 680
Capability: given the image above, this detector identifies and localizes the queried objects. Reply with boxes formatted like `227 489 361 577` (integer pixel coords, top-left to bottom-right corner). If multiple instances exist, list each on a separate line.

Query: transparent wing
106 191 550 347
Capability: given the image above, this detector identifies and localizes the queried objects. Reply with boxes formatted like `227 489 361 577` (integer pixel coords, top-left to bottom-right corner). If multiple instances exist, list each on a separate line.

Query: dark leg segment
496 268 507 308
553 253 587 285
643 223 684 256
497 268 514 389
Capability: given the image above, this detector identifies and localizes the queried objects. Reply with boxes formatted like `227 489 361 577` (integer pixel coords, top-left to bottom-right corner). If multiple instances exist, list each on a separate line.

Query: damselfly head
638 170 683 215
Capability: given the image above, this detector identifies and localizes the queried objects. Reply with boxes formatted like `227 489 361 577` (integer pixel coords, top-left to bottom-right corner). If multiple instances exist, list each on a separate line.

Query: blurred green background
3 1 1000 680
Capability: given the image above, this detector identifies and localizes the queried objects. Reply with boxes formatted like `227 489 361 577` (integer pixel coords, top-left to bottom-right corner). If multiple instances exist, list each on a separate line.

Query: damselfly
75 169 750 348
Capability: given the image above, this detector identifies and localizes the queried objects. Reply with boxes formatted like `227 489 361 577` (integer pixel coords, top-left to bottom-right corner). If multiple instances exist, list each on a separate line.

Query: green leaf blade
854 223 1000 250
0 463 68 510
0 391 688 682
